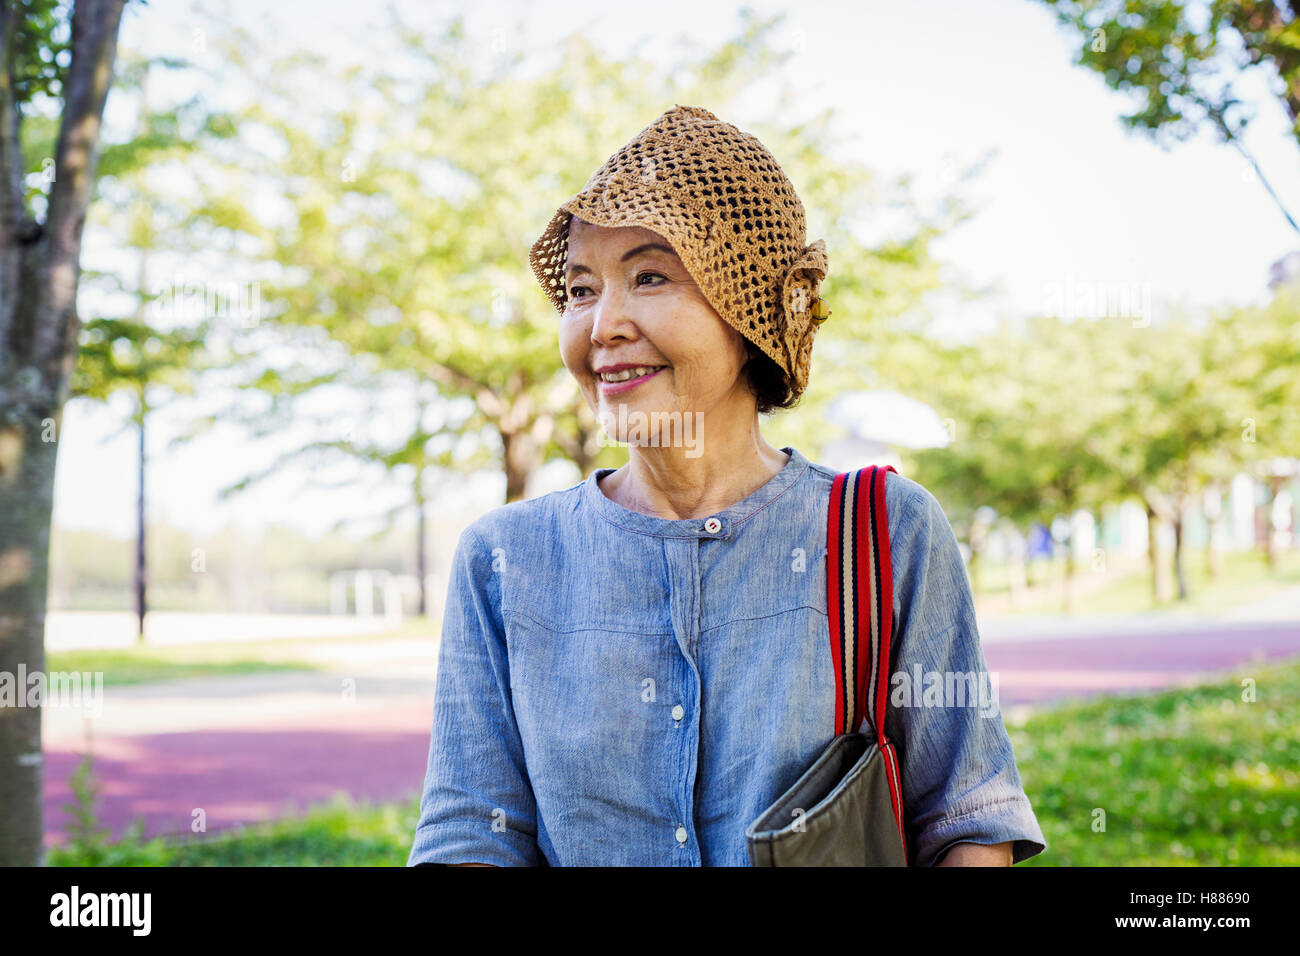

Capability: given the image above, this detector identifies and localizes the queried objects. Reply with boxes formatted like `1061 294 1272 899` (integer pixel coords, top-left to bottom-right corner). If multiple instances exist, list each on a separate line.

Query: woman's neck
599 432 790 521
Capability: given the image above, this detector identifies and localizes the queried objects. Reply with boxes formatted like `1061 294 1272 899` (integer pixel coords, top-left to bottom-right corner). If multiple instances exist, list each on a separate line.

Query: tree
72 316 208 637
1038 0 1300 233
1099 314 1254 601
212 373 486 618
1217 286 1300 569
902 315 1125 611
905 303 1297 608
179 7 958 508
0 0 132 866
70 50 223 640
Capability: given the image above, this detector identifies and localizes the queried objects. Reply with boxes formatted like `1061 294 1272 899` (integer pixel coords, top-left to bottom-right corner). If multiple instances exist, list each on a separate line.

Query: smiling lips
597 366 667 395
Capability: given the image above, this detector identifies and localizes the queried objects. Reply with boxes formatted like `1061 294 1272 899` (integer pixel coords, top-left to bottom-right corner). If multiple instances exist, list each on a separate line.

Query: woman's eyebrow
567 242 677 278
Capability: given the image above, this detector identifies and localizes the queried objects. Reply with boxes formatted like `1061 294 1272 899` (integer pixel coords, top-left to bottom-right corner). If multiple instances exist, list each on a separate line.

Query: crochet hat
528 104 830 400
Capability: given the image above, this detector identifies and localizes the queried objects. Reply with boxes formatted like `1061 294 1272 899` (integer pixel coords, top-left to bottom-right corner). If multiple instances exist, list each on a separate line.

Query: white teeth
600 366 662 383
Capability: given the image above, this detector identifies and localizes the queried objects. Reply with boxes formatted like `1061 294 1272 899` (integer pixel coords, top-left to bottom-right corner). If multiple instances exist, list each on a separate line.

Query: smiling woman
407 105 1046 867
562 221 798 418
557 218 760 482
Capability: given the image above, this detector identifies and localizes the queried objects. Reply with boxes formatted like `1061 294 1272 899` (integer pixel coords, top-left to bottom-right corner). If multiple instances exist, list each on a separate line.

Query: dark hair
741 339 800 415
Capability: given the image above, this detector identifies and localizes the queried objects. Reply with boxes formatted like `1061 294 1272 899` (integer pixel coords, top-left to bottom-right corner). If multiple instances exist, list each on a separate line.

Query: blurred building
819 389 951 474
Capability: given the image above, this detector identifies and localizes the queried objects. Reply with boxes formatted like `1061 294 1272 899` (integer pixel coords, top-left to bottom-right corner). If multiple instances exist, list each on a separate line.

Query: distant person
407 106 1045 867
1028 521 1054 560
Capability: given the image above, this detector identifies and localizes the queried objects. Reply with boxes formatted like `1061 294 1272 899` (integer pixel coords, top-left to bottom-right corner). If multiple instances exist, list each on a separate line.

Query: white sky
52 0 1300 541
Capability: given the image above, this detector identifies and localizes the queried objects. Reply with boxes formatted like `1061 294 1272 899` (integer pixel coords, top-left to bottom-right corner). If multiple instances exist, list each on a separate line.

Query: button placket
663 536 702 864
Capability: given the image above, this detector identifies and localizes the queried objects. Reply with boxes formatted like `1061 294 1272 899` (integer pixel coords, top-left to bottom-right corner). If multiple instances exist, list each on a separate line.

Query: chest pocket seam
503 605 675 636
702 544 828 631
700 603 828 635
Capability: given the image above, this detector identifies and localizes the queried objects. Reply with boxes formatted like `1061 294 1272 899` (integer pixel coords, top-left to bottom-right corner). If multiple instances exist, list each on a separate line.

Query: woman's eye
569 273 663 299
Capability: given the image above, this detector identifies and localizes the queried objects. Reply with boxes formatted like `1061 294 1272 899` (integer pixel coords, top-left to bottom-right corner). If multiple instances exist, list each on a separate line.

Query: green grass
1014 656 1300 866
44 619 437 686
45 791 421 866
45 655 1300 866
44 649 318 685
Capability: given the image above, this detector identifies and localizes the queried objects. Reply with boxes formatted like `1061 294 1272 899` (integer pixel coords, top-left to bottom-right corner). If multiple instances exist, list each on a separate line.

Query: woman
407 105 1046 867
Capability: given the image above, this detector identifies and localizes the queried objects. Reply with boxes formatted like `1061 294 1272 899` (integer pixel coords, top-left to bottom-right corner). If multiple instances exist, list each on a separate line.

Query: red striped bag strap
827 463 907 862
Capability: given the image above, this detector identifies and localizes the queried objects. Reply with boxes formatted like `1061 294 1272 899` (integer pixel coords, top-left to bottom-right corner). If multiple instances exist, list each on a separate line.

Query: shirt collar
582 445 810 539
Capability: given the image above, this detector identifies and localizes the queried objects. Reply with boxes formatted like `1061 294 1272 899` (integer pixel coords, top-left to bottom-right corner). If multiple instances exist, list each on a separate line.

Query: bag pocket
745 733 906 867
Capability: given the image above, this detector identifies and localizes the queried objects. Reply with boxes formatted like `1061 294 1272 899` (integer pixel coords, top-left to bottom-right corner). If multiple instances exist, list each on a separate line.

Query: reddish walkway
43 700 434 848
984 620 1300 704
41 621 1300 848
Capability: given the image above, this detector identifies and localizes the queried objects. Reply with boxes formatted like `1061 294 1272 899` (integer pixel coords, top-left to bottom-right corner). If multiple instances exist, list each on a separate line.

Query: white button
703 517 722 533
671 704 685 721
675 826 688 844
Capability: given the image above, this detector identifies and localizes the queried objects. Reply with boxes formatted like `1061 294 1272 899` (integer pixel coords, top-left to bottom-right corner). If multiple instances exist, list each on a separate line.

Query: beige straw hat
528 104 830 400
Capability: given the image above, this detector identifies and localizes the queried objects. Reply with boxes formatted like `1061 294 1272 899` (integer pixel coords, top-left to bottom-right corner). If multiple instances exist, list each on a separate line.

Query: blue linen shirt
407 445 1047 866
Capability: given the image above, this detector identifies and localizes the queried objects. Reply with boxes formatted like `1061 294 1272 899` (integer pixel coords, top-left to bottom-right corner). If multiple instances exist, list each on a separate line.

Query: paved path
982 620 1300 705
44 697 434 851
40 618 1300 848
42 643 440 850
44 611 396 650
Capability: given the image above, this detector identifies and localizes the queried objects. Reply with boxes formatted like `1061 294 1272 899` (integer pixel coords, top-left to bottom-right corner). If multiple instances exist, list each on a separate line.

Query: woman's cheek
558 325 587 378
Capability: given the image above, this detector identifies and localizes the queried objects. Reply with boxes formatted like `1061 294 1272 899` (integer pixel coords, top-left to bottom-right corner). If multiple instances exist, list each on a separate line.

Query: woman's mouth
597 366 668 395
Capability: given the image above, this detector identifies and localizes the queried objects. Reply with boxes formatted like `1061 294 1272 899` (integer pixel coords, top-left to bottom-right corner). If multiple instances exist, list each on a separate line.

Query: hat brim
528 174 716 316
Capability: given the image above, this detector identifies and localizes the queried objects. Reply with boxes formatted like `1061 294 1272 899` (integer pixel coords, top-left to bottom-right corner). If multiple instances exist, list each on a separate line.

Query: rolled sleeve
883 474 1047 867
407 525 541 866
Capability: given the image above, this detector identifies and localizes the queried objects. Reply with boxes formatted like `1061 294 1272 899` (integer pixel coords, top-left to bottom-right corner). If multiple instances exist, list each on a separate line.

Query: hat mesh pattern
528 105 829 399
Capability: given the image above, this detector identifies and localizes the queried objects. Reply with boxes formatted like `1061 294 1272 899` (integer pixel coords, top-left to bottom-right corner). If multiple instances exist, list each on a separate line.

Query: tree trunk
0 413 58 868
0 0 129 866
1205 485 1224 581
1145 502 1173 603
132 138 151 642
966 518 985 595
1172 499 1188 601
134 394 147 641
570 400 604 476
1262 475 1288 572
1062 532 1076 613
415 467 427 617
1006 527 1028 607
500 428 540 504
1206 532 1223 580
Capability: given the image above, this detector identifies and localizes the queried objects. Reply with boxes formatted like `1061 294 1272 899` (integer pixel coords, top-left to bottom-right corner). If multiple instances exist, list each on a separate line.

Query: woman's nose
590 287 637 344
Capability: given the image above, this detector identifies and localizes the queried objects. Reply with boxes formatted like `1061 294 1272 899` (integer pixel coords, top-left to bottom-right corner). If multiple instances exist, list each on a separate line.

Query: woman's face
558 217 751 441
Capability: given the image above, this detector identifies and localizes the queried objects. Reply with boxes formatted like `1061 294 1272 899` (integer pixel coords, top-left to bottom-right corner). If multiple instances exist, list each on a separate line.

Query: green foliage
900 315 1128 528
47 791 421 867
9 0 72 109
1017 655 1300 865
1039 0 1300 145
895 292 1300 544
72 317 211 409
47 753 174 866
1038 1 1300 233
60 754 109 855
71 47 229 412
163 794 420 866
177 9 955 501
